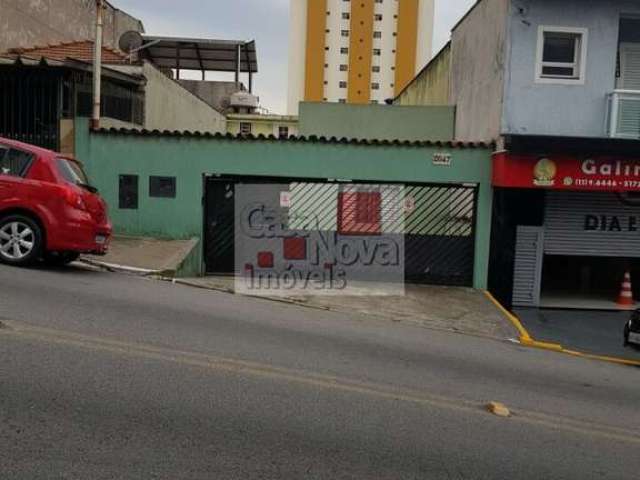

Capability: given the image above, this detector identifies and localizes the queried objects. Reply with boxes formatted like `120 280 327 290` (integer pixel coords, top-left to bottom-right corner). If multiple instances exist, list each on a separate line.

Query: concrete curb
79 258 165 276
484 291 640 368
80 236 199 278
164 277 333 311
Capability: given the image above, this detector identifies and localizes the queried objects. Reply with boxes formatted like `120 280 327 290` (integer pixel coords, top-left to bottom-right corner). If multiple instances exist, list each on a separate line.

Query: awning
0 55 146 86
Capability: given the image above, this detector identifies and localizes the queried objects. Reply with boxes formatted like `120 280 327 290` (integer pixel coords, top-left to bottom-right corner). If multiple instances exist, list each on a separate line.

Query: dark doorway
204 178 237 274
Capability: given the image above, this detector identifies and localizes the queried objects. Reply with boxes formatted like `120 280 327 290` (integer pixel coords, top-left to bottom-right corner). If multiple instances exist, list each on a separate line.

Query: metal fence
0 68 62 150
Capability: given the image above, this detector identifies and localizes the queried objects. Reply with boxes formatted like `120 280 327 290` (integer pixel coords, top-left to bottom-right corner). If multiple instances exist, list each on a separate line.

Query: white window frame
239 122 252 135
535 26 588 85
277 126 289 139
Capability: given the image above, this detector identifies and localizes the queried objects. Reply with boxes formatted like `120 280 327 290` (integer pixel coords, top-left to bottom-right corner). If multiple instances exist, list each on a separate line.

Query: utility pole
92 0 104 129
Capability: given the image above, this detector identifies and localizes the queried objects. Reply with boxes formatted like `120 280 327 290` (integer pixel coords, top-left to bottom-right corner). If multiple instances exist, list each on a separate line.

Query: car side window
0 148 34 177
0 146 7 170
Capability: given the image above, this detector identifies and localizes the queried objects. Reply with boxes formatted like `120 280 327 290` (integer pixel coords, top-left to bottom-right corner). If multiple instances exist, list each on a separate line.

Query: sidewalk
80 236 518 341
175 276 518 341
83 236 199 276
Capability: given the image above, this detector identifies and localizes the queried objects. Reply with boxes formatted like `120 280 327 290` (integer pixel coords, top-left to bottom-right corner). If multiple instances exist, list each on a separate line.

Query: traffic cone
617 271 635 307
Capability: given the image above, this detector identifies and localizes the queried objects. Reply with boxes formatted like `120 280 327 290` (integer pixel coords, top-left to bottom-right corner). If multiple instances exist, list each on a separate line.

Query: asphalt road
516 307 640 361
1 264 639 479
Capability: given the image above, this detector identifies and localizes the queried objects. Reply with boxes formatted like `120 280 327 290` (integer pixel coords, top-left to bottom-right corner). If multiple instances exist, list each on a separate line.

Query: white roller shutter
545 191 640 257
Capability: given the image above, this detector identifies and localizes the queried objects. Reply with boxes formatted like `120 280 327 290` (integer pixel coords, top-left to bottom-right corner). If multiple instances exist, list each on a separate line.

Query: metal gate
512 226 544 307
0 68 62 150
204 177 477 286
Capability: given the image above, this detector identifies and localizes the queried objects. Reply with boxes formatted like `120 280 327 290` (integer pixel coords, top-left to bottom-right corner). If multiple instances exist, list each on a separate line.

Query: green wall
74 119 492 288
298 102 455 142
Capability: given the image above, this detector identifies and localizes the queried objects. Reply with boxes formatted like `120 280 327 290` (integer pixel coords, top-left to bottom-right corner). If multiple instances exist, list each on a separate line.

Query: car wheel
0 215 43 266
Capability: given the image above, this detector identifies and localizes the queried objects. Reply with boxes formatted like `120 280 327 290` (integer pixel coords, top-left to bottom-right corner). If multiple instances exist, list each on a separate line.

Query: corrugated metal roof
141 36 258 73
91 126 492 149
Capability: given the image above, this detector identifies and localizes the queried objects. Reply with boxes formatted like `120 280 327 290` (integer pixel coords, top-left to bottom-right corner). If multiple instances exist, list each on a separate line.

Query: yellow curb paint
487 401 511 417
483 290 533 343
563 349 640 367
526 340 564 352
484 290 640 368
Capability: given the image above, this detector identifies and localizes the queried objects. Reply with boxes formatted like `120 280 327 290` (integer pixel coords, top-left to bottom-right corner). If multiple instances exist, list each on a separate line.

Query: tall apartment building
287 0 435 114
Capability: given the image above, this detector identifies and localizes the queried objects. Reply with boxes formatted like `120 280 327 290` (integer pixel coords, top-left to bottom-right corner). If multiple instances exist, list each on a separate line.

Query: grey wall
178 80 244 113
503 0 640 138
110 62 227 133
0 0 143 53
450 0 510 142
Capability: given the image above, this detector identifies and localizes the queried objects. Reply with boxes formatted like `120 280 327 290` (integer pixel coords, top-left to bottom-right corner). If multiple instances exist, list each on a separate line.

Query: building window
535 26 588 84
374 14 383 21
371 83 380 90
339 64 348 71
342 12 350 20
373 31 382 39
339 81 348 88
372 65 380 73
341 30 350 37
278 126 290 139
149 176 177 199
239 122 252 135
119 175 138 210
373 49 381 56
341 47 349 54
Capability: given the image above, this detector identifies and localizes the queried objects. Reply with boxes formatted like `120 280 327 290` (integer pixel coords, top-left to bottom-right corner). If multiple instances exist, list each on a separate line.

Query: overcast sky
112 0 476 113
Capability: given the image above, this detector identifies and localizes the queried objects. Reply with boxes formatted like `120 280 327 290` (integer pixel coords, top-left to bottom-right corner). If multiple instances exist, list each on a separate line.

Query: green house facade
74 119 494 288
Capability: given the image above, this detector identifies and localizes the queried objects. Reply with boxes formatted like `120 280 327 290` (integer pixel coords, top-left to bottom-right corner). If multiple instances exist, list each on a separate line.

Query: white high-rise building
288 0 435 114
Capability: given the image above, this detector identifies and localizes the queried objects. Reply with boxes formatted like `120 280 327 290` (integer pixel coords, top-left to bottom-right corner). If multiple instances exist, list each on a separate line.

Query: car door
0 145 36 206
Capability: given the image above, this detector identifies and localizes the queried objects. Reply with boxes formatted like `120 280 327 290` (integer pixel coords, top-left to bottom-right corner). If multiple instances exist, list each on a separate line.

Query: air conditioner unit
229 91 259 109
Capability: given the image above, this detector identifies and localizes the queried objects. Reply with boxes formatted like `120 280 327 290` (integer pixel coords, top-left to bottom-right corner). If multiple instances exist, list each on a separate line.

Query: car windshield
56 157 94 190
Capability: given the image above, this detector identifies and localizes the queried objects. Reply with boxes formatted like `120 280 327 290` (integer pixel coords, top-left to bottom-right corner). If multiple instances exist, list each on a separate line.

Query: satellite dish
119 30 144 54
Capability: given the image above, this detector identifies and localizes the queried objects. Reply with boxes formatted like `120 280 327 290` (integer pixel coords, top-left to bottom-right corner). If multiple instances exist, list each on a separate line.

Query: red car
0 138 111 266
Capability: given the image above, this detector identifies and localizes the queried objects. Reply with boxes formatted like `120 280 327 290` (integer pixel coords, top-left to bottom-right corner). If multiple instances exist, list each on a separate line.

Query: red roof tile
7 40 127 64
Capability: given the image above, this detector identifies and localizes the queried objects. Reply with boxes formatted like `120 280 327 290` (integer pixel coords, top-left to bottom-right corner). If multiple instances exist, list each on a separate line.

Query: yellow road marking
2 320 640 445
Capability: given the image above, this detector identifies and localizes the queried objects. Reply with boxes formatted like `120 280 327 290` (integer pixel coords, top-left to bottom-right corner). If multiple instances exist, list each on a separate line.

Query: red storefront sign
493 152 640 191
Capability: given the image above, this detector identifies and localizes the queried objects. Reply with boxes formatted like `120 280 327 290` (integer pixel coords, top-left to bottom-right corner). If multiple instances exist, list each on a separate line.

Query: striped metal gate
204 177 477 286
